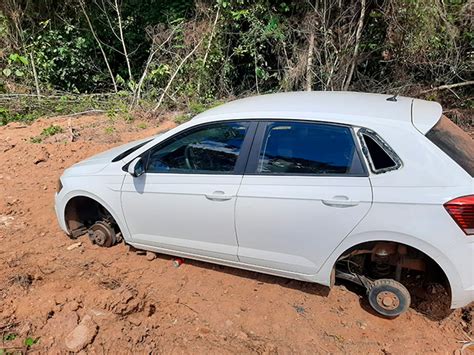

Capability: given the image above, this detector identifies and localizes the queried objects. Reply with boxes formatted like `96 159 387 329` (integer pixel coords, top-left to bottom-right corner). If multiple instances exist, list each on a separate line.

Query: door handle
322 196 359 208
205 191 233 201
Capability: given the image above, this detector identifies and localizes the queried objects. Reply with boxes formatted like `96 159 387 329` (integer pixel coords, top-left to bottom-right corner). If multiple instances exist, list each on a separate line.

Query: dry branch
29 52 41 100
56 109 106 118
197 6 220 94
419 81 474 94
79 0 118 92
305 32 315 91
153 38 204 111
113 0 133 82
131 27 178 108
343 0 366 91
68 118 75 142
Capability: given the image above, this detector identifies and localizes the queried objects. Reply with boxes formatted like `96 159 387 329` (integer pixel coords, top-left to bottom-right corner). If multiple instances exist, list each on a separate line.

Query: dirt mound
0 114 472 353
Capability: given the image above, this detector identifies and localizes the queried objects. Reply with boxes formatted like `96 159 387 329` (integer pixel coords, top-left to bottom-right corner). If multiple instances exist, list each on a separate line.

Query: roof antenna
386 93 398 102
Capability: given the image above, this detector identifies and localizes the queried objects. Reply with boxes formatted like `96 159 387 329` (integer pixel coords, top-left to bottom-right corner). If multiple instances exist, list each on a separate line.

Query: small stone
128 315 142 326
68 301 80 312
146 251 157 261
67 242 82 251
225 319 233 327
236 331 248 340
64 315 98 352
18 322 32 336
198 327 210 335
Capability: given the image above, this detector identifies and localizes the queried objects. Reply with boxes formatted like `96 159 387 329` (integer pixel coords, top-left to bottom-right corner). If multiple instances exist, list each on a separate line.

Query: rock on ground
64 315 98 352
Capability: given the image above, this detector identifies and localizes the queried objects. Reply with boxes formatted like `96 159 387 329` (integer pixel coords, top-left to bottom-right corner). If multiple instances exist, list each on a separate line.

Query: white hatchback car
55 92 473 317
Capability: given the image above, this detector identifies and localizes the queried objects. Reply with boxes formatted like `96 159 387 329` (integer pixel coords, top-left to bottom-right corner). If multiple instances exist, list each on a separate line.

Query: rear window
358 128 402 174
426 116 474 177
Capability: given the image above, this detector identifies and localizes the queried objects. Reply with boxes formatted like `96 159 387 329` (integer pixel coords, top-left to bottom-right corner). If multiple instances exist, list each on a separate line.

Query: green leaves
2 52 28 79
30 25 95 92
3 333 17 341
41 125 64 137
24 337 39 347
8 53 29 65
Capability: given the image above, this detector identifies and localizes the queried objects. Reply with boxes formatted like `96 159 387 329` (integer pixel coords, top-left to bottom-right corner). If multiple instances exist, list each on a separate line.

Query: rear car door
121 121 256 261
235 120 373 274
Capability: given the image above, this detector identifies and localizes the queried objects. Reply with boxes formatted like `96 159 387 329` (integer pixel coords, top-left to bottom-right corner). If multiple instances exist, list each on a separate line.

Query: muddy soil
0 114 472 354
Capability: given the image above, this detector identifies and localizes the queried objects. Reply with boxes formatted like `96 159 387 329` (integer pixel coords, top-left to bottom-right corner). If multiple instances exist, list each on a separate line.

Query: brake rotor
88 221 116 247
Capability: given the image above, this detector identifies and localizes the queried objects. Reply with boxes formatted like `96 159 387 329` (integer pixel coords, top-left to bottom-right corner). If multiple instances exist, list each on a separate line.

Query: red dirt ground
0 113 472 354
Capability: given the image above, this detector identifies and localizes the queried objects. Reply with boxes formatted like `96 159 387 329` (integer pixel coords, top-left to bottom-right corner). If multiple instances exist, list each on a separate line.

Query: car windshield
426 116 474 177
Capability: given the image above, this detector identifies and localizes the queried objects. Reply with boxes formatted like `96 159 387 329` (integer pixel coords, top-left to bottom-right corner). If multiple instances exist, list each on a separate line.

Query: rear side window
358 129 401 174
426 116 474 177
255 121 364 175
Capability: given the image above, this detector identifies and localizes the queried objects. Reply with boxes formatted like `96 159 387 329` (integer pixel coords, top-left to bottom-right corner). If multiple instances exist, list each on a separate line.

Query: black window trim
123 120 258 175
244 120 369 177
357 127 402 174
112 139 153 162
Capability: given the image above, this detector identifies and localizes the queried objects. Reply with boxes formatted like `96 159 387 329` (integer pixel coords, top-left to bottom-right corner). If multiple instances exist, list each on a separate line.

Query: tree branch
130 27 178 108
343 0 366 91
197 6 220 94
418 81 474 94
153 38 204 112
79 0 117 92
113 0 133 82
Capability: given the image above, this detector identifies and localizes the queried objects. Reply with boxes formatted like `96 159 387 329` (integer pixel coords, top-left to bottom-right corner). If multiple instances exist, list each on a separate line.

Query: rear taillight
444 195 474 235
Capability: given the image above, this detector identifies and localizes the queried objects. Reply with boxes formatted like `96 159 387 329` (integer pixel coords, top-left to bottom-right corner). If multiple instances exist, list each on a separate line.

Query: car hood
64 136 155 176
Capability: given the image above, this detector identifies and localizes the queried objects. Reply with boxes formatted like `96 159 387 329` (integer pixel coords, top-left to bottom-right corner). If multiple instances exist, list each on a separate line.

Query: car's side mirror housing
127 157 145 177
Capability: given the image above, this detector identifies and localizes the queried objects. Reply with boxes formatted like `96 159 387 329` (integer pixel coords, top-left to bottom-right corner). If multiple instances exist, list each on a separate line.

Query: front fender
57 189 132 242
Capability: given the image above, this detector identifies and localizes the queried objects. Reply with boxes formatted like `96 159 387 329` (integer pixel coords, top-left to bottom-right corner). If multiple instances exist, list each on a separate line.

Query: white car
55 92 474 317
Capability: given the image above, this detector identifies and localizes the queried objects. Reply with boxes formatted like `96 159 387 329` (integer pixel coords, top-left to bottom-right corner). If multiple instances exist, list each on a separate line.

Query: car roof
192 91 442 133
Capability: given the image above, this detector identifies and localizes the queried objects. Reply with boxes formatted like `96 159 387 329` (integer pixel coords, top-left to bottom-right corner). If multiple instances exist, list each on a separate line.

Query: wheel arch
61 190 130 241
318 230 463 308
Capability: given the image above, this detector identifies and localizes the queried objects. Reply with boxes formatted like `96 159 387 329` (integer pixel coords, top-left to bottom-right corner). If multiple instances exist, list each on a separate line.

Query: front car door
235 120 373 275
121 121 256 261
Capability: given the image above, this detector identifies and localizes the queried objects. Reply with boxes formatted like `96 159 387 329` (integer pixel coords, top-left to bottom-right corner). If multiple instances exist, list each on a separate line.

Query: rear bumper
447 241 474 308
452 285 474 309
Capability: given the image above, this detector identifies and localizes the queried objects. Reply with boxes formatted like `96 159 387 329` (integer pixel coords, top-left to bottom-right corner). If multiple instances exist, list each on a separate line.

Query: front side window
147 122 249 174
256 121 362 175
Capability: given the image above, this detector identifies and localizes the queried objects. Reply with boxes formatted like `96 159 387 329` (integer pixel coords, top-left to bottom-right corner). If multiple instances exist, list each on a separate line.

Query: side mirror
127 157 145 177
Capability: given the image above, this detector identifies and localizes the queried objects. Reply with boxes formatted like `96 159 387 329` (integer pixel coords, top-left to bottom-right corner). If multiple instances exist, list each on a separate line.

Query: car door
121 121 256 261
235 120 372 274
